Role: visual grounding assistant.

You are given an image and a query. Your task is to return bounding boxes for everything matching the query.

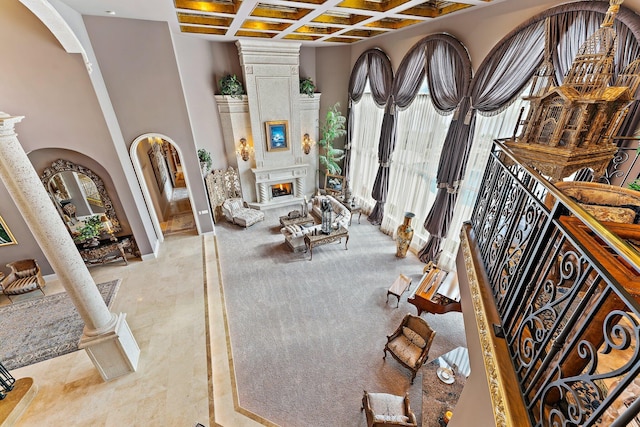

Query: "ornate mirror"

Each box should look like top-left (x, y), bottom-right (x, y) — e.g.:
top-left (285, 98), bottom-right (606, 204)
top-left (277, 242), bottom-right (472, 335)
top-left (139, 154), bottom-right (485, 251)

top-left (40, 159), bottom-right (121, 236)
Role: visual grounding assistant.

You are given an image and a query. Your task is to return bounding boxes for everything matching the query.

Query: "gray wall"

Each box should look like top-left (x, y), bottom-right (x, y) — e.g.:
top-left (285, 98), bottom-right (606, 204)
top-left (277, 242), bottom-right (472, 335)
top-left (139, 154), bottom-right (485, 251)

top-left (83, 16), bottom-right (214, 233)
top-left (0, 1), bottom-right (142, 275)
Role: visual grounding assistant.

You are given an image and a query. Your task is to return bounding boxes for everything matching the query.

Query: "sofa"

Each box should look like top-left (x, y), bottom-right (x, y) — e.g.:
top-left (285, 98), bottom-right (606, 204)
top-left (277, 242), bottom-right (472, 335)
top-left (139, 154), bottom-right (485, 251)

top-left (280, 195), bottom-right (351, 251)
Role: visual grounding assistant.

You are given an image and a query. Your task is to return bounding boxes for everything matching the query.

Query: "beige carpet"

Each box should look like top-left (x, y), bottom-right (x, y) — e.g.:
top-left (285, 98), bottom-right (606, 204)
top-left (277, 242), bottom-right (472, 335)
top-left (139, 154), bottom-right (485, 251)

top-left (215, 208), bottom-right (467, 426)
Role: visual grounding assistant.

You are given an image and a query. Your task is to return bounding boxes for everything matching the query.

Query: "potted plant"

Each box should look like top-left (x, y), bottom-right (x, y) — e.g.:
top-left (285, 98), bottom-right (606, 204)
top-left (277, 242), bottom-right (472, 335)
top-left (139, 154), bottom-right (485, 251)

top-left (318, 102), bottom-right (347, 176)
top-left (75, 215), bottom-right (103, 247)
top-left (300, 77), bottom-right (316, 98)
top-left (198, 148), bottom-right (212, 175)
top-left (218, 74), bottom-right (245, 99)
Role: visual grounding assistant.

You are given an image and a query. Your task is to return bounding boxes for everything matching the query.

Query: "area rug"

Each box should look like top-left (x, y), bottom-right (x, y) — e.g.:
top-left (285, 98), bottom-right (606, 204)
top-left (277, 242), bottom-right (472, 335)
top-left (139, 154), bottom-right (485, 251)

top-left (0, 279), bottom-right (121, 370)
top-left (215, 208), bottom-right (467, 427)
top-left (163, 212), bottom-right (196, 235)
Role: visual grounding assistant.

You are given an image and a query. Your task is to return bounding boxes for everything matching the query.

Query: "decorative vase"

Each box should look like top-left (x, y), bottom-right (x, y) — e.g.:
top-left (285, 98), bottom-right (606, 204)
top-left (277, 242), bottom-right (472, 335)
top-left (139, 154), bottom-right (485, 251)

top-left (396, 212), bottom-right (415, 258)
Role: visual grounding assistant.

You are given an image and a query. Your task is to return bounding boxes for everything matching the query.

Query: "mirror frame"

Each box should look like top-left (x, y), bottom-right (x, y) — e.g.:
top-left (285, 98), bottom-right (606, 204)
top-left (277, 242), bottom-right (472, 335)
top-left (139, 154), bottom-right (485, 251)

top-left (40, 159), bottom-right (122, 233)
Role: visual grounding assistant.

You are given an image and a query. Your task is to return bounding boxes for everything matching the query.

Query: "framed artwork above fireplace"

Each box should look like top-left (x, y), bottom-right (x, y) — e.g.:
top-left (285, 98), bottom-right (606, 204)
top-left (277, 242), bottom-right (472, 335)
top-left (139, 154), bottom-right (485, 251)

top-left (265, 120), bottom-right (289, 152)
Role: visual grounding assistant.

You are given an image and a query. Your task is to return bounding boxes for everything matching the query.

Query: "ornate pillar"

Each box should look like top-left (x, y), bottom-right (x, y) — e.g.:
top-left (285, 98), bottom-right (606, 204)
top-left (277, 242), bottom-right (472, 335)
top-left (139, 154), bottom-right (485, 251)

top-left (0, 113), bottom-right (139, 381)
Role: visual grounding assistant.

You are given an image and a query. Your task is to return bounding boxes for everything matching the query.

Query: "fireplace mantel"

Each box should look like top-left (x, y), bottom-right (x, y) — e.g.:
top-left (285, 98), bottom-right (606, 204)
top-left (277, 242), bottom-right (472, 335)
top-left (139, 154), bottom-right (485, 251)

top-left (248, 165), bottom-right (308, 210)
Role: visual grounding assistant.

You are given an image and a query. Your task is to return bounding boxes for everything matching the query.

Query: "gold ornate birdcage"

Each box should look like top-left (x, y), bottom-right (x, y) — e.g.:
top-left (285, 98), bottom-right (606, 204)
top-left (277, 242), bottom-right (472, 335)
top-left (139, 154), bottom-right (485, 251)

top-left (505, 0), bottom-right (640, 182)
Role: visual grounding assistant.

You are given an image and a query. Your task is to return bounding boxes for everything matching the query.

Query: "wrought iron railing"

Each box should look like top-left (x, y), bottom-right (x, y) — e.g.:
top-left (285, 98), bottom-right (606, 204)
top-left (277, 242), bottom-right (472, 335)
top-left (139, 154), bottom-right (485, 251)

top-left (467, 140), bottom-right (640, 426)
top-left (575, 137), bottom-right (640, 187)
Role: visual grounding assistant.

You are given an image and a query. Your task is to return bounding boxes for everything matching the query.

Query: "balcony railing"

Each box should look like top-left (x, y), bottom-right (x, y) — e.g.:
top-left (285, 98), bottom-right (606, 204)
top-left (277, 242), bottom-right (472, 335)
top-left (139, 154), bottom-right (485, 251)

top-left (465, 140), bottom-right (640, 426)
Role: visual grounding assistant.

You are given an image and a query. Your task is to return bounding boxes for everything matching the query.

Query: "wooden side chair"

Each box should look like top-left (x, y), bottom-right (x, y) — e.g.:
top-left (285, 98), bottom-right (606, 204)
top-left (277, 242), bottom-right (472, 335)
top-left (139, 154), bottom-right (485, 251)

top-left (0, 259), bottom-right (46, 303)
top-left (383, 313), bottom-right (436, 384)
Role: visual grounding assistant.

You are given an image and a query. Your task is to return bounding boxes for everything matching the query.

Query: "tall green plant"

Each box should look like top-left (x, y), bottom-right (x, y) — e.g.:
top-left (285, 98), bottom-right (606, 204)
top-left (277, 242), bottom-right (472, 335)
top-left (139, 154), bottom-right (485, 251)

top-left (318, 103), bottom-right (347, 175)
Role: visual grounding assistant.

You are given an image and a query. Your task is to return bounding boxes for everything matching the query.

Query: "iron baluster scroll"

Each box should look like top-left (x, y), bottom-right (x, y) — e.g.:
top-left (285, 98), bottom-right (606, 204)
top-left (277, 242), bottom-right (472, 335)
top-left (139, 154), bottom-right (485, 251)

top-left (0, 361), bottom-right (15, 399)
top-left (467, 139), bottom-right (640, 426)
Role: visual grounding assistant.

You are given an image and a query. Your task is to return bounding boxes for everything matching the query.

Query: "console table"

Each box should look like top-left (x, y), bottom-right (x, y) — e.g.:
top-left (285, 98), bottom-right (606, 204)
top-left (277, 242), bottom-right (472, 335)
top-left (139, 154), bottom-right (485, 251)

top-left (76, 235), bottom-right (138, 266)
top-left (304, 227), bottom-right (348, 261)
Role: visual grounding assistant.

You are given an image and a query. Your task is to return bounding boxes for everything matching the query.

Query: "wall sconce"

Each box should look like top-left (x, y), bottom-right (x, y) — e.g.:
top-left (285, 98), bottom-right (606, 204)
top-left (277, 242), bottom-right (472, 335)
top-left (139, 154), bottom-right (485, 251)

top-left (237, 138), bottom-right (253, 161)
top-left (302, 133), bottom-right (315, 155)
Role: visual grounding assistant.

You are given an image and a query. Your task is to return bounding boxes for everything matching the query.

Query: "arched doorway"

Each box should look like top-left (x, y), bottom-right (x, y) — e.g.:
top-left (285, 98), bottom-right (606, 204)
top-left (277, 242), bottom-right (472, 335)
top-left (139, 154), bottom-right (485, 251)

top-left (129, 134), bottom-right (197, 240)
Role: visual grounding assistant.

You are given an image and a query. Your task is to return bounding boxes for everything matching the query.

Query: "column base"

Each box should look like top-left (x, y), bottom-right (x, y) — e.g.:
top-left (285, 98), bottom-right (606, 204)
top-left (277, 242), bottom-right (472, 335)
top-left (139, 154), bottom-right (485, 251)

top-left (79, 312), bottom-right (140, 381)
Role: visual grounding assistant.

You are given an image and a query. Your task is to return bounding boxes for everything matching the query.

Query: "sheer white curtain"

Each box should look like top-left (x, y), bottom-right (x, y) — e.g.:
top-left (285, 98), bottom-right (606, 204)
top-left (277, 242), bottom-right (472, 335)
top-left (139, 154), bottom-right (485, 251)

top-left (379, 94), bottom-right (452, 249)
top-left (349, 93), bottom-right (385, 212)
top-left (349, 88), bottom-right (529, 269)
top-left (437, 97), bottom-right (530, 269)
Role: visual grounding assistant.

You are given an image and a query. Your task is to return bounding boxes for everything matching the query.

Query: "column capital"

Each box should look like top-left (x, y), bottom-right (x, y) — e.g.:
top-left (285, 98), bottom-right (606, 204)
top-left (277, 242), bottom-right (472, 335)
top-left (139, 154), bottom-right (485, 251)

top-left (0, 113), bottom-right (25, 137)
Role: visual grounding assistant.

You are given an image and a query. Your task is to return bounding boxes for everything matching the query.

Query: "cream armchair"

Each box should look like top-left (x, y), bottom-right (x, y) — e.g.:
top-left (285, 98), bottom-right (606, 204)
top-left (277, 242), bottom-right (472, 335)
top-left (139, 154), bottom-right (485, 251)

top-left (383, 313), bottom-right (436, 384)
top-left (0, 259), bottom-right (46, 303)
top-left (361, 391), bottom-right (418, 427)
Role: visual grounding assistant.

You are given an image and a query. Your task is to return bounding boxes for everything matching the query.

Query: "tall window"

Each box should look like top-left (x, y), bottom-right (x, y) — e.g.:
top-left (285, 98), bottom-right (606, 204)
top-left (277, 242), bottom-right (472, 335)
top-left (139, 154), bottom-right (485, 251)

top-left (438, 97), bottom-right (531, 269)
top-left (379, 88), bottom-right (452, 248)
top-left (349, 80), bottom-right (531, 269)
top-left (349, 92), bottom-right (385, 211)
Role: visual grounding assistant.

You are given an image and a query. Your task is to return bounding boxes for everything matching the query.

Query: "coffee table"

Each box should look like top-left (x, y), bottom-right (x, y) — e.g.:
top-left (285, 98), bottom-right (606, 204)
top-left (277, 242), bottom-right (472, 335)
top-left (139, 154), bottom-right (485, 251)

top-left (303, 226), bottom-right (349, 261)
top-left (386, 274), bottom-right (412, 307)
top-left (279, 214), bottom-right (315, 228)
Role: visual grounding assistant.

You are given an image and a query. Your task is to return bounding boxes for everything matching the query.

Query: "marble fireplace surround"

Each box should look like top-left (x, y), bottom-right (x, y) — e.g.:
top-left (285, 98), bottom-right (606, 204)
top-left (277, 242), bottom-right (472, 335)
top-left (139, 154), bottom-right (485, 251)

top-left (248, 164), bottom-right (307, 210)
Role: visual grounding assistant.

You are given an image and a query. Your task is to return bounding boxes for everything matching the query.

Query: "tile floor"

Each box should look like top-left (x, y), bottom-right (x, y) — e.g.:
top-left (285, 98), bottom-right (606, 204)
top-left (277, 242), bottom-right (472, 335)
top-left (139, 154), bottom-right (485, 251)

top-left (5, 231), bottom-right (265, 426)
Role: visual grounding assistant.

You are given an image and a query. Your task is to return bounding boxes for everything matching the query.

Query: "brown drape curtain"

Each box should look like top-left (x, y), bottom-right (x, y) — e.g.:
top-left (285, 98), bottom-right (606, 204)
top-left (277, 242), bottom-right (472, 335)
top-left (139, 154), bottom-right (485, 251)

top-left (418, 0), bottom-right (640, 263)
top-left (368, 34), bottom-right (471, 225)
top-left (345, 49), bottom-right (392, 204)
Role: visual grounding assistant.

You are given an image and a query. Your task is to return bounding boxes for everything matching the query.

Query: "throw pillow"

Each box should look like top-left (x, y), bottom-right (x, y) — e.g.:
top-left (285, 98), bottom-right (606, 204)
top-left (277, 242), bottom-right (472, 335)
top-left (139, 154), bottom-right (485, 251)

top-left (402, 326), bottom-right (427, 349)
top-left (15, 267), bottom-right (37, 278)
top-left (373, 415), bottom-right (409, 423)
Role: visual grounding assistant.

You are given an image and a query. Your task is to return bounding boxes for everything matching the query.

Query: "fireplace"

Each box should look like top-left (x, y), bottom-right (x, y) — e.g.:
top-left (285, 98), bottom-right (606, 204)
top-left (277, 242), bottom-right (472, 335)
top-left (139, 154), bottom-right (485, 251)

top-left (271, 182), bottom-right (293, 198)
top-left (250, 164), bottom-right (308, 209)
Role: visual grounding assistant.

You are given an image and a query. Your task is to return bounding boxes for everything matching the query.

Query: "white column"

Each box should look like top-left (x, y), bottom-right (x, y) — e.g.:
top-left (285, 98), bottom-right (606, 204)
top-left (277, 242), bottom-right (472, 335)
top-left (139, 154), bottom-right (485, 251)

top-left (0, 113), bottom-right (139, 381)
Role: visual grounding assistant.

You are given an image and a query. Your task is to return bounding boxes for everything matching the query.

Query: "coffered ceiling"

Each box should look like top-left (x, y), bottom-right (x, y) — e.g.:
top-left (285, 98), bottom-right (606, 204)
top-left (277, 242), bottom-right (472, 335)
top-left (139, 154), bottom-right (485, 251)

top-left (175, 0), bottom-right (494, 44)
top-left (57, 0), bottom-right (500, 46)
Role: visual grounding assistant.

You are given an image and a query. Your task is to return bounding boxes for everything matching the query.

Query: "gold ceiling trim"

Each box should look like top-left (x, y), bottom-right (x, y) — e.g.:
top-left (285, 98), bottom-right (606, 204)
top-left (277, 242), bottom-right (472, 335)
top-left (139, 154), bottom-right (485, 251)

top-left (241, 20), bottom-right (292, 31)
top-left (341, 28), bottom-right (387, 37)
top-left (336, 0), bottom-right (411, 13)
top-left (313, 11), bottom-right (370, 25)
top-left (251, 3), bottom-right (313, 20)
top-left (181, 25), bottom-right (228, 35)
top-left (294, 25), bottom-right (341, 35)
top-left (325, 36), bottom-right (361, 43)
top-left (364, 17), bottom-right (422, 29)
top-left (235, 29), bottom-right (276, 38)
top-left (174, 0), bottom-right (241, 15)
top-left (399, 1), bottom-right (472, 18)
top-left (178, 12), bottom-right (233, 26)
top-left (283, 34), bottom-right (322, 41)
top-left (281, 0), bottom-right (327, 5)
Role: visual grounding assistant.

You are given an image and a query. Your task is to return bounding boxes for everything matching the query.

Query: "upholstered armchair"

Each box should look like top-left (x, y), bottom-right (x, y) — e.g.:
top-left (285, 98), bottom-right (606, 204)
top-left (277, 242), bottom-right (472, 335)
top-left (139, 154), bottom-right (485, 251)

top-left (361, 391), bottom-right (418, 427)
top-left (383, 313), bottom-right (436, 384)
top-left (221, 198), bottom-right (265, 228)
top-left (0, 259), bottom-right (46, 303)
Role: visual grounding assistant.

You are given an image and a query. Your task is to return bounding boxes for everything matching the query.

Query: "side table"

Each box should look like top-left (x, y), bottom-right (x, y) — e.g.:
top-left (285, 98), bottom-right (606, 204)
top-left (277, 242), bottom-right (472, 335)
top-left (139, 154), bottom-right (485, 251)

top-left (422, 352), bottom-right (467, 427)
top-left (346, 204), bottom-right (363, 225)
top-left (386, 274), bottom-right (412, 307)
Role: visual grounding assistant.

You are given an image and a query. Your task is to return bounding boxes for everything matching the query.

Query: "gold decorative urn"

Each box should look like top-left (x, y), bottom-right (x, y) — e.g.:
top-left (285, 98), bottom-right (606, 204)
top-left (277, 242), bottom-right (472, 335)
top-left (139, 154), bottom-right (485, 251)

top-left (396, 212), bottom-right (415, 258)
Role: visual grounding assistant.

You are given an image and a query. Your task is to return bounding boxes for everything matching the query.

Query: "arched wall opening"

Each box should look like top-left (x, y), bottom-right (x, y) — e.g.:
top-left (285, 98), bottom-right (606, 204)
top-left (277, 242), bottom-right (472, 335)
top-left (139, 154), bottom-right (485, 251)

top-left (129, 133), bottom-right (198, 242)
